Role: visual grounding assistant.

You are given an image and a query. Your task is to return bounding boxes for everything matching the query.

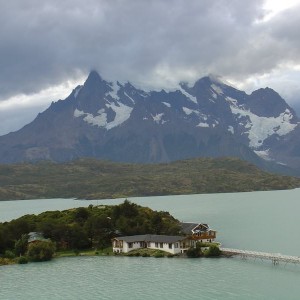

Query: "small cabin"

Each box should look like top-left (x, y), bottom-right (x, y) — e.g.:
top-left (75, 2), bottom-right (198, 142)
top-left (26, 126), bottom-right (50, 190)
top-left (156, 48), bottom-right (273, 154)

top-left (27, 232), bottom-right (48, 244)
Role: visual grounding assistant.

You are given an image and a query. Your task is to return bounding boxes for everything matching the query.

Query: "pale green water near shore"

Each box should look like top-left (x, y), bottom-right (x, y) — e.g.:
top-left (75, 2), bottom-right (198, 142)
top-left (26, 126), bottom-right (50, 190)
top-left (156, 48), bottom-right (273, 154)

top-left (2, 255), bottom-right (300, 300)
top-left (1, 189), bottom-right (300, 299)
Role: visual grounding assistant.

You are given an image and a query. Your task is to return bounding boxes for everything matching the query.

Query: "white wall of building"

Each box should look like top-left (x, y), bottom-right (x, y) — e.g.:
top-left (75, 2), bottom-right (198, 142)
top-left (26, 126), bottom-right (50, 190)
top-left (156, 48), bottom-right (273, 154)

top-left (147, 241), bottom-right (180, 254)
top-left (113, 237), bottom-right (216, 254)
top-left (113, 239), bottom-right (191, 254)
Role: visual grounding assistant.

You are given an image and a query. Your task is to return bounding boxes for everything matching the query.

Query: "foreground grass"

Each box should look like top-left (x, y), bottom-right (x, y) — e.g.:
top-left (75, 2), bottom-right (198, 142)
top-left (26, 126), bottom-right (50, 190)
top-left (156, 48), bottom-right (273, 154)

top-left (0, 247), bottom-right (114, 266)
top-left (0, 157), bottom-right (299, 200)
top-left (0, 257), bottom-right (16, 266)
top-left (0, 248), bottom-right (171, 266)
top-left (55, 247), bottom-right (114, 258)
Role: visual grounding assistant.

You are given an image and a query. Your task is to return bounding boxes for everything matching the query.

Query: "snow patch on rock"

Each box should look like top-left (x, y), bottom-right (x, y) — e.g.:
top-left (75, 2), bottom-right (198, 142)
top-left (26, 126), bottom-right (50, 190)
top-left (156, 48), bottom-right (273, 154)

top-left (211, 91), bottom-right (218, 99)
top-left (162, 102), bottom-right (171, 108)
top-left (74, 109), bottom-right (107, 127)
top-left (178, 86), bottom-right (197, 104)
top-left (74, 86), bottom-right (82, 98)
top-left (107, 81), bottom-right (120, 100)
top-left (226, 96), bottom-right (238, 106)
top-left (105, 102), bottom-right (133, 130)
top-left (152, 113), bottom-right (164, 124)
top-left (197, 122), bottom-right (209, 128)
top-left (182, 107), bottom-right (195, 115)
top-left (211, 84), bottom-right (223, 95)
top-left (74, 109), bottom-right (84, 118)
top-left (73, 102), bottom-right (133, 130)
top-left (124, 92), bottom-right (135, 104)
top-left (230, 103), bottom-right (297, 148)
top-left (139, 92), bottom-right (149, 98)
top-left (228, 126), bottom-right (234, 134)
top-left (254, 149), bottom-right (272, 161)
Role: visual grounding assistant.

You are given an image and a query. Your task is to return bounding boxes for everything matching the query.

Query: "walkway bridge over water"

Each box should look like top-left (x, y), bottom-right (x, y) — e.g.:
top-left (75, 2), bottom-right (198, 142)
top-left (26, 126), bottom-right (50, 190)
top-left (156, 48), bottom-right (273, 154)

top-left (221, 248), bottom-right (300, 265)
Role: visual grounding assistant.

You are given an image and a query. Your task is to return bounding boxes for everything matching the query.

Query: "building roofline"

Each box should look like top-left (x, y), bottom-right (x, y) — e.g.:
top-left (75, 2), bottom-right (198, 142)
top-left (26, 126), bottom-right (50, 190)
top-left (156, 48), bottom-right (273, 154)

top-left (112, 234), bottom-right (187, 243)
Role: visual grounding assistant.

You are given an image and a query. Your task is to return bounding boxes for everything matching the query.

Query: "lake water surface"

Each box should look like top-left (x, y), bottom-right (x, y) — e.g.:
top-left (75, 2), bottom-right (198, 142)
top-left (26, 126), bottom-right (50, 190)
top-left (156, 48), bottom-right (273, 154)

top-left (1, 189), bottom-right (300, 299)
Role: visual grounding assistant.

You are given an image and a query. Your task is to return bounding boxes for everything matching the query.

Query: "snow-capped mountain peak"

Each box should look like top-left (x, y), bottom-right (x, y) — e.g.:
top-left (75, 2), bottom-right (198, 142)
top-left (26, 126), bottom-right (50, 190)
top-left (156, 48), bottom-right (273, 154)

top-left (1, 70), bottom-right (300, 175)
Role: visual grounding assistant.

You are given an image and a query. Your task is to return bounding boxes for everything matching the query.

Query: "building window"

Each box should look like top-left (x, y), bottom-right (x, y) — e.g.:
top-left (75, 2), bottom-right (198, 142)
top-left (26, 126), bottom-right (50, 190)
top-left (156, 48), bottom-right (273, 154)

top-left (168, 243), bottom-right (172, 249)
top-left (155, 243), bottom-right (158, 248)
top-left (160, 243), bottom-right (163, 248)
top-left (175, 243), bottom-right (178, 248)
top-left (128, 243), bottom-right (132, 248)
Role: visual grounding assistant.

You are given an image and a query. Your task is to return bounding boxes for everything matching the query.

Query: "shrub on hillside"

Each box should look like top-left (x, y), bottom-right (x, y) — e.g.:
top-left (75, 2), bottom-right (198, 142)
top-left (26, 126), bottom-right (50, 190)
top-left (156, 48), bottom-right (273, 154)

top-left (186, 242), bottom-right (204, 258)
top-left (27, 241), bottom-right (56, 262)
top-left (186, 247), bottom-right (202, 258)
top-left (18, 256), bottom-right (28, 264)
top-left (204, 245), bottom-right (221, 257)
top-left (154, 252), bottom-right (164, 258)
top-left (3, 250), bottom-right (15, 259)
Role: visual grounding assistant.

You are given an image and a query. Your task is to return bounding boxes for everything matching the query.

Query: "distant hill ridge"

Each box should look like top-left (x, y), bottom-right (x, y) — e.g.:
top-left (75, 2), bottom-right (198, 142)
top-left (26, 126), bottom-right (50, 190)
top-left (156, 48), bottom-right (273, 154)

top-left (1, 70), bottom-right (300, 175)
top-left (0, 157), bottom-right (299, 200)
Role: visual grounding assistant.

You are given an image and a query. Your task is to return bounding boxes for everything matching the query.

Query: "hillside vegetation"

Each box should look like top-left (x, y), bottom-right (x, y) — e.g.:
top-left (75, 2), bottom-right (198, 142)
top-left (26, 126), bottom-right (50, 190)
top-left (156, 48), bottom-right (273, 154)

top-left (0, 201), bottom-right (180, 258)
top-left (0, 157), bottom-right (299, 200)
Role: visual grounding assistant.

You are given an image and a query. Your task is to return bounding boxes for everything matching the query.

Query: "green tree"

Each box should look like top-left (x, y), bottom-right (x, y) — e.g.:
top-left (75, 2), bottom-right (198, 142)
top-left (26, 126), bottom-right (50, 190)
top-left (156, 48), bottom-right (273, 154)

top-left (0, 227), bottom-right (5, 254)
top-left (14, 234), bottom-right (29, 256)
top-left (0, 226), bottom-right (14, 253)
top-left (204, 245), bottom-right (221, 257)
top-left (151, 212), bottom-right (163, 234)
top-left (84, 215), bottom-right (113, 247)
top-left (118, 200), bottom-right (138, 217)
top-left (186, 246), bottom-right (203, 258)
top-left (65, 224), bottom-right (90, 249)
top-left (74, 207), bottom-right (90, 224)
top-left (27, 241), bottom-right (56, 262)
top-left (8, 218), bottom-right (31, 239)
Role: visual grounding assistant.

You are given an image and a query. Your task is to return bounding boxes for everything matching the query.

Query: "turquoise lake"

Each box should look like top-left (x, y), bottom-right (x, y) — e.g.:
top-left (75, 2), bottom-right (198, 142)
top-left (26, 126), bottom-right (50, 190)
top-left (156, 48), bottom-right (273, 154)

top-left (1, 189), bottom-right (300, 299)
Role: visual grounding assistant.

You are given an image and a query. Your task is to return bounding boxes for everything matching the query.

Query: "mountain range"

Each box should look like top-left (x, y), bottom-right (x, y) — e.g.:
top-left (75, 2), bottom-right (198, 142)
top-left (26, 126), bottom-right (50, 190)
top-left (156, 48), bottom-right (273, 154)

top-left (1, 70), bottom-right (300, 175)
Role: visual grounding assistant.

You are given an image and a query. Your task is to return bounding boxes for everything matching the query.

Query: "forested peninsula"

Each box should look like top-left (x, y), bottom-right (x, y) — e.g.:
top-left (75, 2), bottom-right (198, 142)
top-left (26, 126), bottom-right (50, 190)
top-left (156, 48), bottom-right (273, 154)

top-left (1, 157), bottom-right (299, 200)
top-left (0, 201), bottom-right (181, 265)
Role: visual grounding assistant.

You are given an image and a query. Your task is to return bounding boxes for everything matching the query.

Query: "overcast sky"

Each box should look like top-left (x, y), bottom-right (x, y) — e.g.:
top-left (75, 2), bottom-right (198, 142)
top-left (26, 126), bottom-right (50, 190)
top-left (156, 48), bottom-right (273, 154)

top-left (1, 0), bottom-right (300, 135)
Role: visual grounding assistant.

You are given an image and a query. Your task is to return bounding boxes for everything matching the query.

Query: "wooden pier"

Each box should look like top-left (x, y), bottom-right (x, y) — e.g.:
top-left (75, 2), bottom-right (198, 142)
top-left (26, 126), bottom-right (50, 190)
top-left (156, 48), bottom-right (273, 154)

top-left (221, 248), bottom-right (300, 265)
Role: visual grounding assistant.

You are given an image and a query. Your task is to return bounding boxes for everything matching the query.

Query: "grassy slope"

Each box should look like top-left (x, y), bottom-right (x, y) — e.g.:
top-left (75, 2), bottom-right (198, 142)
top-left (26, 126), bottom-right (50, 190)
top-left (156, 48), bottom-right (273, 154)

top-left (0, 157), bottom-right (299, 200)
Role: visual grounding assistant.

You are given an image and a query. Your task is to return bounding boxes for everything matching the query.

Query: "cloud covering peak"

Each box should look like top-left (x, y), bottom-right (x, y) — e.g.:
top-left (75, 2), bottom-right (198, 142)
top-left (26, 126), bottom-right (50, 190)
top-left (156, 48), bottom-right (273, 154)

top-left (1, 0), bottom-right (300, 134)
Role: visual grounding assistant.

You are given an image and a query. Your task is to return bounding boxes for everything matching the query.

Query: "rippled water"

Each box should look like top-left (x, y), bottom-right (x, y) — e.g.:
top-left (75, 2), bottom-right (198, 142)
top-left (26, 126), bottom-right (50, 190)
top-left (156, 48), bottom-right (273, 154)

top-left (1, 189), bottom-right (300, 299)
top-left (2, 256), bottom-right (300, 300)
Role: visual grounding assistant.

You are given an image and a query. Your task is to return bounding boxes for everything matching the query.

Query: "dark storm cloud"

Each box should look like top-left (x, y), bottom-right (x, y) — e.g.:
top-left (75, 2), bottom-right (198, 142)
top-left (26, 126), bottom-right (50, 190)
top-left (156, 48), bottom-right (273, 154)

top-left (0, 0), bottom-right (299, 99)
